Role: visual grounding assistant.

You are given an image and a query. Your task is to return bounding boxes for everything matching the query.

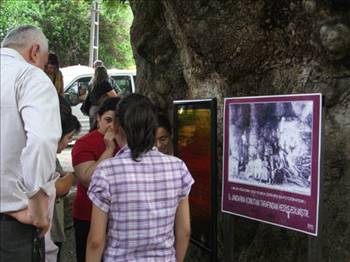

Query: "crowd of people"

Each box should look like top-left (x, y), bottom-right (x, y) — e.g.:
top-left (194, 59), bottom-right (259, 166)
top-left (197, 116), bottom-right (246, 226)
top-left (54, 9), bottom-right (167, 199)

top-left (0, 25), bottom-right (194, 262)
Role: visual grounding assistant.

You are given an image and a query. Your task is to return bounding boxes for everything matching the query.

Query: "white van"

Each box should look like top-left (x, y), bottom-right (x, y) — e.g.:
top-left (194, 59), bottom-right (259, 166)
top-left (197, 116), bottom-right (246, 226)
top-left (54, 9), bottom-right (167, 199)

top-left (62, 65), bottom-right (136, 139)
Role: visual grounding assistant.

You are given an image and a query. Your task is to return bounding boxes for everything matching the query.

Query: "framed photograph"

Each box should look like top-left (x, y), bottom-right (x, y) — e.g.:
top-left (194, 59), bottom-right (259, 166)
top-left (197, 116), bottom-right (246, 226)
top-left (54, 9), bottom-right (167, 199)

top-left (222, 94), bottom-right (322, 236)
top-left (173, 98), bottom-right (217, 258)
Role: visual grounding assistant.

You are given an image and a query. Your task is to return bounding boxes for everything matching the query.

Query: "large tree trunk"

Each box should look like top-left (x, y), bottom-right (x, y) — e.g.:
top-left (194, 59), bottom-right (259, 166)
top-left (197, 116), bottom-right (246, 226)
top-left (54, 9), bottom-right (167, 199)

top-left (130, 0), bottom-right (350, 261)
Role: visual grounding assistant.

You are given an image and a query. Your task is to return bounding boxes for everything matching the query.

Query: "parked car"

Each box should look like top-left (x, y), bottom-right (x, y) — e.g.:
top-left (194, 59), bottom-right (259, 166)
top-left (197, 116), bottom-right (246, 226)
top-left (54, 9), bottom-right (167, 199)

top-left (62, 65), bottom-right (136, 140)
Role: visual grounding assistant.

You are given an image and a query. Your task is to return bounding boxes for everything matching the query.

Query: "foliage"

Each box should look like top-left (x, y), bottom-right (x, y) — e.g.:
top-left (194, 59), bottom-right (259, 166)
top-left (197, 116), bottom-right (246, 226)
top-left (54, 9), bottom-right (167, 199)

top-left (0, 0), bottom-right (41, 38)
top-left (99, 1), bottom-right (134, 68)
top-left (0, 0), bottom-right (134, 68)
top-left (38, 0), bottom-right (91, 66)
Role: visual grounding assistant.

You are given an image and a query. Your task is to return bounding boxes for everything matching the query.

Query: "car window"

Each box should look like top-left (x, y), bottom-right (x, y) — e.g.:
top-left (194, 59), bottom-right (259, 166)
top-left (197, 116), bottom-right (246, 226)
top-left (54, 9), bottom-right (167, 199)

top-left (64, 76), bottom-right (91, 105)
top-left (111, 75), bottom-right (132, 96)
top-left (65, 77), bottom-right (91, 93)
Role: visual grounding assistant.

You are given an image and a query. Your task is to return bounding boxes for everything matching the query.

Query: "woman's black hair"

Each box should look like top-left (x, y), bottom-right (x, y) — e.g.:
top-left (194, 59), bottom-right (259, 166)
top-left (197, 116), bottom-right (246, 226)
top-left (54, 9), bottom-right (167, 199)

top-left (157, 113), bottom-right (172, 135)
top-left (92, 66), bottom-right (109, 89)
top-left (90, 97), bottom-right (121, 131)
top-left (59, 96), bottom-right (81, 139)
top-left (116, 94), bottom-right (157, 161)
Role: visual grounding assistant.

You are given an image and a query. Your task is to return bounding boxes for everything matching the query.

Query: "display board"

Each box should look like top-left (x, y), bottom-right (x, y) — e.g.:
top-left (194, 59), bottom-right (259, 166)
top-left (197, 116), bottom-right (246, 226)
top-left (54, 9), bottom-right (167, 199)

top-left (222, 94), bottom-right (322, 236)
top-left (173, 98), bottom-right (217, 258)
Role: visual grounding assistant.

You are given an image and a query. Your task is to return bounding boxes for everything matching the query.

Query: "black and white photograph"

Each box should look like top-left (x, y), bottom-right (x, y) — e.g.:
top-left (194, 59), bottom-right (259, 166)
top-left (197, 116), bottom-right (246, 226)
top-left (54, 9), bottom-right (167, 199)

top-left (228, 100), bottom-right (313, 195)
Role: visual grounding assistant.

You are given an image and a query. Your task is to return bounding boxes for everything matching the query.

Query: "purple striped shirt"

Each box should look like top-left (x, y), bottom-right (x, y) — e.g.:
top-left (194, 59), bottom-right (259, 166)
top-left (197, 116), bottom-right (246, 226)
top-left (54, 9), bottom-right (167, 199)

top-left (88, 146), bottom-right (194, 262)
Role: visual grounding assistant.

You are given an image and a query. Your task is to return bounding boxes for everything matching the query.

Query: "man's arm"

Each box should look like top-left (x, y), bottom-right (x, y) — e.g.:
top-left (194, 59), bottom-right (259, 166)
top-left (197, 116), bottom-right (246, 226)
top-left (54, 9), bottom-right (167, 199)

top-left (17, 69), bottom-right (61, 232)
top-left (175, 197), bottom-right (191, 262)
top-left (86, 204), bottom-right (108, 262)
top-left (6, 189), bottom-right (50, 236)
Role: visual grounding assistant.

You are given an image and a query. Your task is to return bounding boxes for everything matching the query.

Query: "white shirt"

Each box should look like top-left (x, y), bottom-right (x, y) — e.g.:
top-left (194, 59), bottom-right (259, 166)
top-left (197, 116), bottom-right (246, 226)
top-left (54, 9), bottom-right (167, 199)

top-left (0, 48), bottom-right (62, 213)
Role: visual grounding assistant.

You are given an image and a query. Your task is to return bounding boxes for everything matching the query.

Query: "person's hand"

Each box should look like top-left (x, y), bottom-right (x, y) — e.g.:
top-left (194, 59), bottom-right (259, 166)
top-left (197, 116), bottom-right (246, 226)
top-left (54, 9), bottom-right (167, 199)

top-left (6, 191), bottom-right (50, 237)
top-left (6, 208), bottom-right (33, 225)
top-left (104, 127), bottom-right (116, 150)
top-left (27, 190), bottom-right (50, 237)
top-left (8, 209), bottom-right (49, 237)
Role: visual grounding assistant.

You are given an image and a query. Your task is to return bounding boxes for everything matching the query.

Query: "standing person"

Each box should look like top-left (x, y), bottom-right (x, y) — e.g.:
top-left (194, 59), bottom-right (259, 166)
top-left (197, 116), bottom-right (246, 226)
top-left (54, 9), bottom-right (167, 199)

top-left (0, 25), bottom-right (61, 261)
top-left (72, 97), bottom-right (120, 262)
top-left (45, 96), bottom-right (81, 262)
top-left (93, 59), bottom-right (104, 69)
top-left (86, 94), bottom-right (194, 262)
top-left (156, 113), bottom-right (173, 155)
top-left (45, 52), bottom-right (64, 96)
top-left (88, 66), bottom-right (118, 127)
top-left (86, 59), bottom-right (104, 92)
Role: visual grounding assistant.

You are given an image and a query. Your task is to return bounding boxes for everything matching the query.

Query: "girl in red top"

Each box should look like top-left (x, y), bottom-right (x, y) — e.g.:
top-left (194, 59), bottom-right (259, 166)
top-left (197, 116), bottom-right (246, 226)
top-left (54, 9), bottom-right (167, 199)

top-left (71, 97), bottom-right (120, 262)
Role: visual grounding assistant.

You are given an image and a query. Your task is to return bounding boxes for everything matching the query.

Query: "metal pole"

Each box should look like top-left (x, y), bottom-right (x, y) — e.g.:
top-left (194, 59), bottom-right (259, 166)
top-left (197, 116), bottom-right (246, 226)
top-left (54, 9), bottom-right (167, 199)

top-left (95, 3), bottom-right (99, 62)
top-left (89, 0), bottom-right (99, 67)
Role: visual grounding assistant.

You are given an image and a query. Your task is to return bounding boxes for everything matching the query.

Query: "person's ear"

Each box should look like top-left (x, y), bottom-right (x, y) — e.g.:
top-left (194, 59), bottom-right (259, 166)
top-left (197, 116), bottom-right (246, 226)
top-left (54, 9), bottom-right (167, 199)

top-left (28, 44), bottom-right (47, 70)
top-left (28, 44), bottom-right (40, 64)
top-left (96, 115), bottom-right (101, 127)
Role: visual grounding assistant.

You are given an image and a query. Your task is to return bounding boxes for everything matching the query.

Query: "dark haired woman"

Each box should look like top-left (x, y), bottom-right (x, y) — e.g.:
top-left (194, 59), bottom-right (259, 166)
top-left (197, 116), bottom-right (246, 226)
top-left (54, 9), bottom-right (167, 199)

top-left (88, 66), bottom-right (118, 127)
top-left (86, 94), bottom-right (194, 262)
top-left (156, 113), bottom-right (173, 155)
top-left (71, 97), bottom-right (120, 262)
top-left (45, 52), bottom-right (64, 96)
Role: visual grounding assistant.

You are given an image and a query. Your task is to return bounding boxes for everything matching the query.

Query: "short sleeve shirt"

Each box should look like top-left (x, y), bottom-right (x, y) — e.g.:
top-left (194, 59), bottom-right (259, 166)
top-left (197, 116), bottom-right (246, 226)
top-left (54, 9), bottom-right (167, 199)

top-left (90, 80), bottom-right (113, 105)
top-left (71, 130), bottom-right (119, 221)
top-left (88, 146), bottom-right (194, 261)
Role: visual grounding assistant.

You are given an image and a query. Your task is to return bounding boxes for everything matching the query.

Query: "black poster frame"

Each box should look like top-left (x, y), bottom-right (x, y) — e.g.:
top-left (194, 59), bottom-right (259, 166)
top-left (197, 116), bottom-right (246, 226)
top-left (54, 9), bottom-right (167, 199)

top-left (173, 98), bottom-right (217, 261)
